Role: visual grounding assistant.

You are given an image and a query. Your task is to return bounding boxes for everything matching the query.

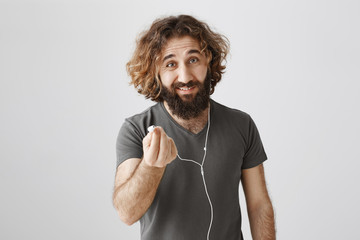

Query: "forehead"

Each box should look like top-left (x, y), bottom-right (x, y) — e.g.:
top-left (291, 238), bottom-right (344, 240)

top-left (161, 36), bottom-right (201, 56)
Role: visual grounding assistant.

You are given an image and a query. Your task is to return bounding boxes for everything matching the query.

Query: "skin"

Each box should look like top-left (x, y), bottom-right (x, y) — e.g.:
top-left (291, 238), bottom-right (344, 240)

top-left (159, 36), bottom-right (208, 99)
top-left (242, 164), bottom-right (276, 239)
top-left (112, 127), bottom-right (177, 225)
top-left (113, 36), bottom-right (276, 239)
top-left (159, 36), bottom-right (210, 133)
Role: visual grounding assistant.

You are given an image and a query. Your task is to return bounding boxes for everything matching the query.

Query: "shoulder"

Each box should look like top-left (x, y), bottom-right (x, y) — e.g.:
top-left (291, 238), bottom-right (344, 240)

top-left (125, 103), bottom-right (159, 123)
top-left (116, 103), bottom-right (159, 141)
top-left (211, 99), bottom-right (251, 123)
top-left (124, 103), bottom-right (162, 129)
top-left (116, 103), bottom-right (161, 149)
top-left (210, 99), bottom-right (260, 140)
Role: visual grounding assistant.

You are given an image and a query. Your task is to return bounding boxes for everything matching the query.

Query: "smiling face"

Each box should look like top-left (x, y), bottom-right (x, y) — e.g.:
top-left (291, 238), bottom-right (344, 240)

top-left (158, 36), bottom-right (211, 120)
top-left (159, 36), bottom-right (209, 101)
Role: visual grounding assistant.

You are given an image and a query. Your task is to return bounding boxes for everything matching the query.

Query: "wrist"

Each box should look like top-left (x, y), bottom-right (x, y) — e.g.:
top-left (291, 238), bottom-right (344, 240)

top-left (139, 159), bottom-right (166, 173)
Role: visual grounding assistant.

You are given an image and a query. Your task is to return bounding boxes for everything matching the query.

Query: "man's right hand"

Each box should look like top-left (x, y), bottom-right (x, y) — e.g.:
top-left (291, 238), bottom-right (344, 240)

top-left (142, 126), bottom-right (178, 168)
top-left (113, 126), bottom-right (177, 225)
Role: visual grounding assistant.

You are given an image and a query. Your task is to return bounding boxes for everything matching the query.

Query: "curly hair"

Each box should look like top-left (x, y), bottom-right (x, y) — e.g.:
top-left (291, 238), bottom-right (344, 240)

top-left (126, 15), bottom-right (230, 102)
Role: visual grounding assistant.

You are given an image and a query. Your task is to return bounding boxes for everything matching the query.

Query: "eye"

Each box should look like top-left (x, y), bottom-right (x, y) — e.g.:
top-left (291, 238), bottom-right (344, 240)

top-left (166, 62), bottom-right (176, 68)
top-left (189, 58), bottom-right (198, 64)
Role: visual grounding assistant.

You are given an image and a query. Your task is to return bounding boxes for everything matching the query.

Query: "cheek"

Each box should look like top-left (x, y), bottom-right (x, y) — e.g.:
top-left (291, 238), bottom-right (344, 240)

top-left (159, 72), bottom-right (174, 88)
top-left (196, 65), bottom-right (208, 80)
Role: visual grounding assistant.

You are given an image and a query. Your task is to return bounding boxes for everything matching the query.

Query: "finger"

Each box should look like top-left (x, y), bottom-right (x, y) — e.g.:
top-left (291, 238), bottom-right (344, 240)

top-left (169, 138), bottom-right (178, 161)
top-left (142, 131), bottom-right (153, 150)
top-left (145, 128), bottom-right (161, 164)
top-left (163, 138), bottom-right (172, 164)
top-left (157, 127), bottom-right (169, 165)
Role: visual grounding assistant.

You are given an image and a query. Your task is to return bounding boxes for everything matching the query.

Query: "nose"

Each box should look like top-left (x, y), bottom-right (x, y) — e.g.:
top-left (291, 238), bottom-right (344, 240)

top-left (177, 64), bottom-right (192, 84)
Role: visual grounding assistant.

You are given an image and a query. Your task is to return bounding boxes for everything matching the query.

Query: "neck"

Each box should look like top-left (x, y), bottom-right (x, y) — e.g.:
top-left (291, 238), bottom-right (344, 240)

top-left (164, 101), bottom-right (210, 134)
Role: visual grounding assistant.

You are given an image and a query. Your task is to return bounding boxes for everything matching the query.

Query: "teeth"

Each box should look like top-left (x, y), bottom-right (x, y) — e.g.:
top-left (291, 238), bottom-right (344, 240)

top-left (179, 87), bottom-right (193, 90)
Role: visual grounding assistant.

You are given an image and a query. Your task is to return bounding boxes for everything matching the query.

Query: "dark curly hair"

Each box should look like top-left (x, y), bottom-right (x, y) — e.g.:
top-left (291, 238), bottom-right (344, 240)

top-left (126, 15), bottom-right (230, 102)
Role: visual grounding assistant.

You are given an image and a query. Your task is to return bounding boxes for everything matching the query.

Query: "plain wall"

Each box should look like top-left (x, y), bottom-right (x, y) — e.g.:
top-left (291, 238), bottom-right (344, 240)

top-left (1, 0), bottom-right (359, 239)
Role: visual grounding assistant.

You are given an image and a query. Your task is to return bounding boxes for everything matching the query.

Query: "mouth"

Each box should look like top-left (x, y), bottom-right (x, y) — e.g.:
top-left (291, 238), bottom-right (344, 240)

top-left (178, 86), bottom-right (195, 91)
top-left (175, 86), bottom-right (197, 100)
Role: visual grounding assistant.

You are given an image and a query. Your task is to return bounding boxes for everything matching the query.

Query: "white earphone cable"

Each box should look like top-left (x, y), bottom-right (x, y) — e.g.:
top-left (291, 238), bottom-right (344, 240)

top-left (177, 106), bottom-right (213, 240)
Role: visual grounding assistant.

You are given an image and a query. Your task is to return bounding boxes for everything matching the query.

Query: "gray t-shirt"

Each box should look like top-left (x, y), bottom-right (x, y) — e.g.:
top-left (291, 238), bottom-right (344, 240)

top-left (116, 99), bottom-right (268, 240)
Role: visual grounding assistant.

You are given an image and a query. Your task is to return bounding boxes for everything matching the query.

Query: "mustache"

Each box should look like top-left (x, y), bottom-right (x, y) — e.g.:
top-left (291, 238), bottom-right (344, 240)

top-left (172, 80), bottom-right (201, 89)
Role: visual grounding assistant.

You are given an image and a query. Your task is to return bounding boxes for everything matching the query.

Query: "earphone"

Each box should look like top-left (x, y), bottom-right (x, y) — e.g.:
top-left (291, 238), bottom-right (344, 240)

top-left (147, 125), bottom-right (155, 133)
top-left (147, 106), bottom-right (213, 240)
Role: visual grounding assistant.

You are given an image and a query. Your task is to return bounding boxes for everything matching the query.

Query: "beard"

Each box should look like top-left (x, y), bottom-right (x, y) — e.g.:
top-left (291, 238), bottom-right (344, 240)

top-left (160, 76), bottom-right (211, 120)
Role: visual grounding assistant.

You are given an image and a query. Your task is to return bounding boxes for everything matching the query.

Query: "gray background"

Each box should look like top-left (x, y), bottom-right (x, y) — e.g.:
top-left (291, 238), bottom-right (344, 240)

top-left (1, 0), bottom-right (359, 239)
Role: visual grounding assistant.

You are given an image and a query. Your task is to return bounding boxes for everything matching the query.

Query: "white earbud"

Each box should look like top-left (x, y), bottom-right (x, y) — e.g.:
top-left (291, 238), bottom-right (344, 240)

top-left (148, 125), bottom-right (155, 133)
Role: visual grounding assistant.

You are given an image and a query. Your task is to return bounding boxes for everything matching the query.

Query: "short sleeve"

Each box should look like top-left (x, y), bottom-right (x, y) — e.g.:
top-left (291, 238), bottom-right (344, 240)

top-left (116, 120), bottom-right (144, 168)
top-left (241, 115), bottom-right (268, 169)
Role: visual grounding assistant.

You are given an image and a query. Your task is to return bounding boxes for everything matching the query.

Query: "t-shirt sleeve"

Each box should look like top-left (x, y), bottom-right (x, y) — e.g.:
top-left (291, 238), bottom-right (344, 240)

top-left (241, 115), bottom-right (268, 169)
top-left (116, 120), bottom-right (144, 168)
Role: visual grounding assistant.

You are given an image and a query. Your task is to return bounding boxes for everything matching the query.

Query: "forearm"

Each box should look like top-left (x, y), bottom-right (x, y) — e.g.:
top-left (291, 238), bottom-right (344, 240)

top-left (113, 161), bottom-right (165, 225)
top-left (248, 201), bottom-right (276, 240)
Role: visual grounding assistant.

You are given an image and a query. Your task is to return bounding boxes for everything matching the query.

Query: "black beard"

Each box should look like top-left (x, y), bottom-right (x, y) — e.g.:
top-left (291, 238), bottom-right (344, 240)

top-left (160, 77), bottom-right (211, 120)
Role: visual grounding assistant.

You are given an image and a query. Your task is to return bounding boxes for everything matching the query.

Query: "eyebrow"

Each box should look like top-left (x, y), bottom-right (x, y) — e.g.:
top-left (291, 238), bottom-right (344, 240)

top-left (162, 49), bottom-right (201, 63)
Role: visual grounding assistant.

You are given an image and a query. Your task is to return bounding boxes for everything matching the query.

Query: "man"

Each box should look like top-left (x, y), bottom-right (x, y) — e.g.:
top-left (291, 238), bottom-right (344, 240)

top-left (113, 15), bottom-right (275, 240)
